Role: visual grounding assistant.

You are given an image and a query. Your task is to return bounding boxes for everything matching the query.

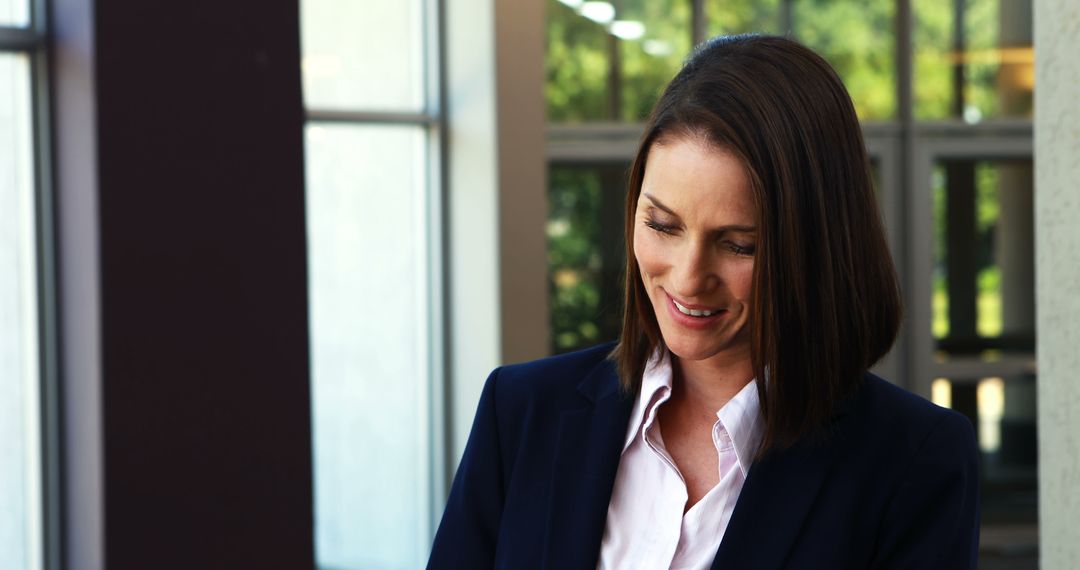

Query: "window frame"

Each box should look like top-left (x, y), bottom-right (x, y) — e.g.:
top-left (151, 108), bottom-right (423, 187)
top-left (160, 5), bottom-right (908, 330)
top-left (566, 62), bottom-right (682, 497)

top-left (1, 0), bottom-right (59, 567)
top-left (543, 0), bottom-right (1035, 397)
top-left (543, 1), bottom-right (1038, 561)
top-left (301, 0), bottom-right (450, 559)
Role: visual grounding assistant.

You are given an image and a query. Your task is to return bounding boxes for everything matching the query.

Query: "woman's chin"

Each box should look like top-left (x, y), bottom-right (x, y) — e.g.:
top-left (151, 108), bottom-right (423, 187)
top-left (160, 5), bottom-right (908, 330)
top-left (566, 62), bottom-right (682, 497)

top-left (664, 338), bottom-right (721, 362)
top-left (662, 330), bottom-right (750, 364)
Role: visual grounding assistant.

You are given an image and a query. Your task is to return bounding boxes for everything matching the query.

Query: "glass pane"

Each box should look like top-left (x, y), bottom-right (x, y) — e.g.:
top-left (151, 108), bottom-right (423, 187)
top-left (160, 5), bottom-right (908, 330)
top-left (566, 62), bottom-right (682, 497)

top-left (306, 124), bottom-right (431, 569)
top-left (929, 376), bottom-right (1038, 567)
top-left (546, 0), bottom-right (896, 122)
top-left (931, 159), bottom-right (1034, 356)
top-left (301, 0), bottom-right (425, 112)
top-left (914, 0), bottom-right (1033, 121)
top-left (793, 0), bottom-right (897, 120)
top-left (548, 163), bottom-right (627, 353)
top-left (546, 0), bottom-right (691, 122)
top-left (0, 0), bottom-right (30, 27)
top-left (0, 52), bottom-right (43, 570)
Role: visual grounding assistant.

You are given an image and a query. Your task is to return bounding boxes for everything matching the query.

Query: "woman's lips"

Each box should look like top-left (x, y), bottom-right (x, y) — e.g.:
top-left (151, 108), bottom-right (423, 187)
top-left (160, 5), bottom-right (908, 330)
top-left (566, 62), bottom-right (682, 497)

top-left (665, 293), bottom-right (725, 329)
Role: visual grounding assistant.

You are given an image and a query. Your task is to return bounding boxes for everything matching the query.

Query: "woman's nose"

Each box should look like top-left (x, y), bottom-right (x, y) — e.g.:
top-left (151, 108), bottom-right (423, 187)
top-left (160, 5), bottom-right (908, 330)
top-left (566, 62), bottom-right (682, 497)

top-left (671, 240), bottom-right (717, 298)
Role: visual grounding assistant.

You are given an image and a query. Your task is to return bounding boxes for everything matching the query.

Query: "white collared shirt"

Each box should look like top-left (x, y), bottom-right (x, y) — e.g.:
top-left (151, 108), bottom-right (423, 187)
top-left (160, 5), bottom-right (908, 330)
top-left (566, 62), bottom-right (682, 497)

top-left (597, 351), bottom-right (765, 569)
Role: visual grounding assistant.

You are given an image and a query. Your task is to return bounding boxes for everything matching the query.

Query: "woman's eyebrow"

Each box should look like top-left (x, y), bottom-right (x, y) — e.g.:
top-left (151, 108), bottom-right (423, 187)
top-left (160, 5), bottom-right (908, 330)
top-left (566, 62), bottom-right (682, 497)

top-left (714, 225), bottom-right (757, 234)
top-left (642, 192), bottom-right (679, 217)
top-left (643, 192), bottom-right (756, 233)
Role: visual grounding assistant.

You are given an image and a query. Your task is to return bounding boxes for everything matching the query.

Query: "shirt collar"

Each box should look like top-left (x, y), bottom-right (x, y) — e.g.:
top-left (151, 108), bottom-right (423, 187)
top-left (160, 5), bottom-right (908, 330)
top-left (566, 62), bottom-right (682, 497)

top-left (620, 349), bottom-right (766, 476)
top-left (621, 349), bottom-right (672, 452)
top-left (715, 378), bottom-right (765, 477)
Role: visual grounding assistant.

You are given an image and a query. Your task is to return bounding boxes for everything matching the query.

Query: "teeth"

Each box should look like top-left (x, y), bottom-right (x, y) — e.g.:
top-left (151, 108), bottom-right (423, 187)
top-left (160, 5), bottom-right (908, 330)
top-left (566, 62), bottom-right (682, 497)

top-left (673, 299), bottom-right (716, 317)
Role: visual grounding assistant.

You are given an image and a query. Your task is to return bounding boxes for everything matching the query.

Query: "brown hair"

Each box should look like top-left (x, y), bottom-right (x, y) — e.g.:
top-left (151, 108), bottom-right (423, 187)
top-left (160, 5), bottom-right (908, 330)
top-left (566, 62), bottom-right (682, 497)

top-left (611, 35), bottom-right (902, 452)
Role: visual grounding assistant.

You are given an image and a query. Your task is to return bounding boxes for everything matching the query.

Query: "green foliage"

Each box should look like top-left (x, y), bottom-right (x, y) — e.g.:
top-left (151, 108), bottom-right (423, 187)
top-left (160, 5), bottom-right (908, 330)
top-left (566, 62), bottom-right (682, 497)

top-left (930, 161), bottom-right (1005, 340)
top-left (548, 168), bottom-right (605, 351)
top-left (914, 0), bottom-right (1010, 120)
top-left (547, 0), bottom-right (1027, 123)
top-left (706, 0), bottom-right (780, 35)
top-left (616, 0), bottom-right (693, 121)
top-left (546, 1), bottom-right (612, 122)
top-left (794, 0), bottom-right (896, 120)
top-left (546, 0), bottom-right (690, 122)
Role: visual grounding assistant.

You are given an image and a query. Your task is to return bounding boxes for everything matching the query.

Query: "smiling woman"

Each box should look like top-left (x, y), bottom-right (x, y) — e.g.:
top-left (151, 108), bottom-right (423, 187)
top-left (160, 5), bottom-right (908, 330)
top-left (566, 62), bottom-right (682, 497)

top-left (634, 143), bottom-right (755, 373)
top-left (430, 35), bottom-right (980, 569)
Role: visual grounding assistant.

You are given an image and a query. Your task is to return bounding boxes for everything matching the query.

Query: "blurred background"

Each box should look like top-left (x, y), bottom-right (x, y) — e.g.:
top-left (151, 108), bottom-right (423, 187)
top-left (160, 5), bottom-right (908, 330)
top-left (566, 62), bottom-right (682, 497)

top-left (0, 0), bottom-right (1059, 568)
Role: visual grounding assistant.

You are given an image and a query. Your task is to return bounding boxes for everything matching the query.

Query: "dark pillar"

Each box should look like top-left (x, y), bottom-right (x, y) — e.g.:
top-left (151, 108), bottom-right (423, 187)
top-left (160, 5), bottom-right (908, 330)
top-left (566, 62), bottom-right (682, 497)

top-left (944, 161), bottom-right (978, 347)
top-left (51, 0), bottom-right (313, 567)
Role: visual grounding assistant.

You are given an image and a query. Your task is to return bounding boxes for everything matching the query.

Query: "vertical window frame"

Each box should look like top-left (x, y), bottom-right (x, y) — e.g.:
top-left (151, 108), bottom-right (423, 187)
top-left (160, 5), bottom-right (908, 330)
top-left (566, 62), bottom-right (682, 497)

top-left (302, 0), bottom-right (449, 564)
top-left (0, 0), bottom-right (57, 566)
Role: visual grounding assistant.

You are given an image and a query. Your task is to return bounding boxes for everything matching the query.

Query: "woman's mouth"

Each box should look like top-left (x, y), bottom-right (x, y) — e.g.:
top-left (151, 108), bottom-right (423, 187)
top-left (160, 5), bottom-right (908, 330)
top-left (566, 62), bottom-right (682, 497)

top-left (672, 299), bottom-right (720, 317)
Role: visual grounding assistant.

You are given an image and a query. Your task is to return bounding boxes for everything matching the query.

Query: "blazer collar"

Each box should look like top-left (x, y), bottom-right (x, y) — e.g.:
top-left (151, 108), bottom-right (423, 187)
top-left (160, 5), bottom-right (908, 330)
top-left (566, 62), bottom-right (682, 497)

top-left (710, 394), bottom-right (856, 570)
top-left (543, 357), bottom-right (633, 568)
top-left (543, 354), bottom-right (860, 570)
top-left (574, 352), bottom-right (624, 403)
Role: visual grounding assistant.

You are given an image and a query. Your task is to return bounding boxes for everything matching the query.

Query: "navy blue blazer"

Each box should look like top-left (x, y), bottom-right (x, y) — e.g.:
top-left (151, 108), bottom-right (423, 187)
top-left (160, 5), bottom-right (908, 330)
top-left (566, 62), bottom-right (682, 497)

top-left (429, 343), bottom-right (980, 569)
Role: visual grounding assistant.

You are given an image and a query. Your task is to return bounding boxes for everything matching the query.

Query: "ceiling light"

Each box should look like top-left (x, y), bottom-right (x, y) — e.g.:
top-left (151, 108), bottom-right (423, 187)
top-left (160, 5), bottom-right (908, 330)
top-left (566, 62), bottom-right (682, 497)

top-left (643, 40), bottom-right (673, 56)
top-left (580, 2), bottom-right (615, 25)
top-left (610, 20), bottom-right (645, 41)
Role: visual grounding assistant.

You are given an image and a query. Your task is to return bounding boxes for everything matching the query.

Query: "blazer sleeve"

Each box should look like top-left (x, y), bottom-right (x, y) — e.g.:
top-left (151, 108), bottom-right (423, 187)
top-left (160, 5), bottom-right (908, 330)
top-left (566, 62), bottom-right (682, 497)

top-left (871, 411), bottom-right (981, 569)
top-left (428, 368), bottom-right (505, 569)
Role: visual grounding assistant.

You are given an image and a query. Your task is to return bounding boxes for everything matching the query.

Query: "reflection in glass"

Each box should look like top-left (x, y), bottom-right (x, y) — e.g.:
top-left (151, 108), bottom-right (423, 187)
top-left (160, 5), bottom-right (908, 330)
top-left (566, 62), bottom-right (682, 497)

top-left (547, 0), bottom-right (898, 122)
top-left (306, 125), bottom-right (431, 569)
top-left (936, 375), bottom-right (1038, 566)
top-left (931, 159), bottom-right (1033, 355)
top-left (546, 0), bottom-right (690, 122)
top-left (301, 0), bottom-right (424, 112)
top-left (914, 0), bottom-right (1033, 120)
top-left (931, 377), bottom-right (952, 408)
top-left (0, 52), bottom-right (42, 570)
top-left (976, 376), bottom-right (1004, 453)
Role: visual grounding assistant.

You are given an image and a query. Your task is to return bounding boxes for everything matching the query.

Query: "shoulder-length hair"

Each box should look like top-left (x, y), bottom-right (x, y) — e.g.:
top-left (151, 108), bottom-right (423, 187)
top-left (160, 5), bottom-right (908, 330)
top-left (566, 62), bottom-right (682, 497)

top-left (611, 34), bottom-right (903, 452)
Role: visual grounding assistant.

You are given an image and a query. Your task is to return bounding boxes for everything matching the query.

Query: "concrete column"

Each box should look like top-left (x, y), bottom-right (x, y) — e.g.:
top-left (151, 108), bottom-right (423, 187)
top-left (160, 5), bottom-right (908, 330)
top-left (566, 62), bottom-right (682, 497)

top-left (446, 0), bottom-right (549, 465)
top-left (1034, 0), bottom-right (1080, 565)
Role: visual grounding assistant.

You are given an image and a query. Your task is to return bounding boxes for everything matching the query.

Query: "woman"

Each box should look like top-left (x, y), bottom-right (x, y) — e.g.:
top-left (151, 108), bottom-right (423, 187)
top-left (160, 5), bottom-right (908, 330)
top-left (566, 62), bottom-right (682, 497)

top-left (429, 35), bottom-right (979, 569)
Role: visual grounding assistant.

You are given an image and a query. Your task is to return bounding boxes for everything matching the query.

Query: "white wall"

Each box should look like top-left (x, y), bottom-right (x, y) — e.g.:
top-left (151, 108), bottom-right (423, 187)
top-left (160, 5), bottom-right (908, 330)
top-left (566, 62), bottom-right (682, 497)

top-left (445, 0), bottom-right (548, 464)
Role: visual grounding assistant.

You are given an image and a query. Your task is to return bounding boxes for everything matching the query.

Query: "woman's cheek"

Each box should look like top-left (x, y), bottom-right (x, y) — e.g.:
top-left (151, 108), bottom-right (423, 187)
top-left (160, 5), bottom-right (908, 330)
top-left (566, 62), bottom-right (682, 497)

top-left (727, 257), bottom-right (755, 299)
top-left (633, 230), bottom-right (666, 277)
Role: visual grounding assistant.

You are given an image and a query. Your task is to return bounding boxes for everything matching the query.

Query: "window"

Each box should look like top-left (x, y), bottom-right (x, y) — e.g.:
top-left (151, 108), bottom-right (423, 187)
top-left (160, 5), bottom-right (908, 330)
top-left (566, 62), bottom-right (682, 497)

top-left (545, 0), bottom-right (1036, 566)
top-left (548, 162), bottom-right (627, 353)
top-left (301, 0), bottom-right (445, 567)
top-left (0, 1), bottom-right (48, 568)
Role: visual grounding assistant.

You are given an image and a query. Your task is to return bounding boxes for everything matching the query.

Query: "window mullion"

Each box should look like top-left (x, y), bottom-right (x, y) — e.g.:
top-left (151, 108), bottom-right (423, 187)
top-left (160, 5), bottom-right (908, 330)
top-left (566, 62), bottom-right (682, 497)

top-left (0, 26), bottom-right (40, 50)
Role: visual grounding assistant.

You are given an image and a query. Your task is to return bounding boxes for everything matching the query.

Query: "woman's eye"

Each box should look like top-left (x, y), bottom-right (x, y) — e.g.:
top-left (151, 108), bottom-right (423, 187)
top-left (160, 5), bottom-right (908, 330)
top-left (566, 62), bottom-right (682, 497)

top-left (724, 240), bottom-right (756, 256)
top-left (644, 219), bottom-right (676, 235)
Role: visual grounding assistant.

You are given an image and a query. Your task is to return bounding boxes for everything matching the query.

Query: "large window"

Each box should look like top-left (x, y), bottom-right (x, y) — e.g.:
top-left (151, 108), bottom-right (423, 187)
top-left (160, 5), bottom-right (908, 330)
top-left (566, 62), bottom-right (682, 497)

top-left (0, 0), bottom-right (48, 568)
top-left (545, 0), bottom-right (1035, 566)
top-left (302, 0), bottom-right (445, 567)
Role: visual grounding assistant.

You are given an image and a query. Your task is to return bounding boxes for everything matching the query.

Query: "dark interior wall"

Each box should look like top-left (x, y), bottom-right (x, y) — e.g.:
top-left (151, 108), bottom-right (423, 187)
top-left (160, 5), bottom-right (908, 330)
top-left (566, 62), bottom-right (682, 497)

top-left (53, 0), bottom-right (314, 567)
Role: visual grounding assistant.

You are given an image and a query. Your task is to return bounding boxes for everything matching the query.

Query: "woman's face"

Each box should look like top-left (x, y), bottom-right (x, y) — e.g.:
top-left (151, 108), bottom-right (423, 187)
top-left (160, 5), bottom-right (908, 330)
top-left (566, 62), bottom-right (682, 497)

top-left (634, 136), bottom-right (757, 364)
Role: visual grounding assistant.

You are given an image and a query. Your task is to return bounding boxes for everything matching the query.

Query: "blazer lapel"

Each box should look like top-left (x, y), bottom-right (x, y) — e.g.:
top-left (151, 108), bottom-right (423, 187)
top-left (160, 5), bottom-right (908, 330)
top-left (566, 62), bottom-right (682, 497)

top-left (543, 361), bottom-right (634, 569)
top-left (711, 404), bottom-right (856, 570)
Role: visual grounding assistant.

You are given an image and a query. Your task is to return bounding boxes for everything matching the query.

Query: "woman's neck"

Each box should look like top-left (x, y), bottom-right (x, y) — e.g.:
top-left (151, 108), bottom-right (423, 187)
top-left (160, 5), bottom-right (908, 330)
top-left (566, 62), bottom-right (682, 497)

top-left (669, 349), bottom-right (755, 418)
